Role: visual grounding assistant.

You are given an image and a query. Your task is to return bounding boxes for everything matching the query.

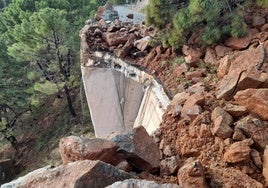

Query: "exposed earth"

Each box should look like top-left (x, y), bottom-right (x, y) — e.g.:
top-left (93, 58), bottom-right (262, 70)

top-left (1, 2), bottom-right (268, 188)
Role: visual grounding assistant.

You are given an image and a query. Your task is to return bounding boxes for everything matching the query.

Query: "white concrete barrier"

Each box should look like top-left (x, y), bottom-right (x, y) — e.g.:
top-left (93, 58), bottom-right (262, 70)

top-left (82, 52), bottom-right (170, 138)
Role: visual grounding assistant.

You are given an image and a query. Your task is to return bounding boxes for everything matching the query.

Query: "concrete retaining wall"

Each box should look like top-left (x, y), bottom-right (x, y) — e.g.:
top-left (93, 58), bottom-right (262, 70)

top-left (82, 51), bottom-right (170, 138)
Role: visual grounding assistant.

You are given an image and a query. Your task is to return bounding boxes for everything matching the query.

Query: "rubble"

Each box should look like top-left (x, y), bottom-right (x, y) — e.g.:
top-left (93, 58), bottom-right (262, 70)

top-left (4, 4), bottom-right (268, 188)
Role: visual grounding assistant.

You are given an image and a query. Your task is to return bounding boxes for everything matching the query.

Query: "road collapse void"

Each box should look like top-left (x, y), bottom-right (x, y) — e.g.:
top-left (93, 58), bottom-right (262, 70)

top-left (82, 52), bottom-right (170, 138)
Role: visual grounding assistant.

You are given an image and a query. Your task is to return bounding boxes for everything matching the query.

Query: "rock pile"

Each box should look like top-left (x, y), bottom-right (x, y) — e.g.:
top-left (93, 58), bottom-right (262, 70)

top-left (3, 4), bottom-right (268, 188)
top-left (81, 5), bottom-right (268, 187)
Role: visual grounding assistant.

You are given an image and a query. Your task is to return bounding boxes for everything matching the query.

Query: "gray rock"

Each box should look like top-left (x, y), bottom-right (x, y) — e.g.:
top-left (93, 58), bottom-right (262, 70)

top-left (106, 178), bottom-right (180, 188)
top-left (2, 160), bottom-right (134, 188)
top-left (109, 126), bottom-right (160, 172)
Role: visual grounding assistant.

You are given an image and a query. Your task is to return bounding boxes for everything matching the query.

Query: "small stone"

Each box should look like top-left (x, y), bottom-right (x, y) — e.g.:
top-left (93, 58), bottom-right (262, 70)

top-left (204, 47), bottom-right (217, 65)
top-left (223, 139), bottom-right (253, 163)
top-left (263, 145), bottom-right (268, 184)
top-left (251, 149), bottom-right (262, 169)
top-left (178, 159), bottom-right (207, 188)
top-left (215, 45), bottom-right (233, 58)
top-left (200, 124), bottom-right (212, 138)
top-left (126, 13), bottom-right (134, 19)
top-left (160, 156), bottom-right (179, 176)
top-left (223, 103), bottom-right (248, 117)
top-left (232, 128), bottom-right (246, 141)
top-left (211, 107), bottom-right (233, 139)
top-left (116, 160), bottom-right (132, 172)
top-left (163, 145), bottom-right (173, 157)
top-left (134, 36), bottom-right (151, 51)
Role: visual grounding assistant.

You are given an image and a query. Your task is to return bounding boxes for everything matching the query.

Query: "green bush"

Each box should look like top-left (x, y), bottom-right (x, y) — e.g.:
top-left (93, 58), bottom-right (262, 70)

top-left (146, 0), bottom-right (250, 48)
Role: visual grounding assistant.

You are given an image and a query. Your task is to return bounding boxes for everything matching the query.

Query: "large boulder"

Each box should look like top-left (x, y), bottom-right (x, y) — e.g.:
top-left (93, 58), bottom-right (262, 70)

top-left (2, 160), bottom-right (134, 188)
top-left (224, 29), bottom-right (256, 50)
top-left (106, 179), bottom-right (180, 188)
top-left (109, 126), bottom-right (161, 172)
top-left (215, 42), bottom-right (268, 99)
top-left (234, 88), bottom-right (268, 120)
top-left (59, 136), bottom-right (119, 165)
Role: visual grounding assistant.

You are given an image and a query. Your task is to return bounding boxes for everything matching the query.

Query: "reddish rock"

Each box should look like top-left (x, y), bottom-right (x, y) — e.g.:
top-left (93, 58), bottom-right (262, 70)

top-left (215, 45), bottom-right (233, 58)
top-left (254, 31), bottom-right (268, 42)
top-left (170, 92), bottom-right (190, 106)
top-left (187, 82), bottom-right (205, 94)
top-left (59, 136), bottom-right (119, 165)
top-left (115, 34), bottom-right (136, 58)
top-left (182, 105), bottom-right (203, 121)
top-left (223, 139), bottom-right (253, 163)
top-left (209, 166), bottom-right (263, 188)
top-left (224, 29), bottom-right (253, 50)
top-left (183, 93), bottom-right (205, 108)
top-left (182, 46), bottom-right (203, 67)
top-left (263, 146), bottom-right (268, 184)
top-left (178, 159), bottom-right (207, 188)
top-left (181, 93), bottom-right (205, 121)
top-left (234, 88), bottom-right (268, 120)
top-left (223, 103), bottom-right (248, 117)
top-left (3, 160), bottom-right (134, 188)
top-left (109, 126), bottom-right (161, 172)
top-left (95, 6), bottom-right (105, 20)
top-left (173, 63), bottom-right (189, 77)
top-left (200, 124), bottom-right (212, 138)
top-left (211, 107), bottom-right (233, 139)
top-left (160, 156), bottom-right (179, 176)
top-left (185, 69), bottom-right (206, 80)
top-left (134, 36), bottom-right (151, 51)
top-left (204, 47), bottom-right (217, 65)
top-left (102, 32), bottom-right (129, 46)
top-left (216, 56), bottom-right (232, 78)
top-left (106, 179), bottom-right (180, 188)
top-left (216, 53), bottom-right (268, 99)
top-left (107, 25), bottom-right (121, 32)
top-left (261, 23), bottom-right (268, 32)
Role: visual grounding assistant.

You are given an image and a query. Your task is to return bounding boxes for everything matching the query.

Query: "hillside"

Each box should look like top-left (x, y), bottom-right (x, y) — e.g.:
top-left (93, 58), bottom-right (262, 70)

top-left (1, 0), bottom-right (268, 187)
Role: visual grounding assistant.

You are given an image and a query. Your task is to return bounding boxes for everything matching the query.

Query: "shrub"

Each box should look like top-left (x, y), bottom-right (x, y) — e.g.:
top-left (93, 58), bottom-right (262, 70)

top-left (146, 0), bottom-right (249, 48)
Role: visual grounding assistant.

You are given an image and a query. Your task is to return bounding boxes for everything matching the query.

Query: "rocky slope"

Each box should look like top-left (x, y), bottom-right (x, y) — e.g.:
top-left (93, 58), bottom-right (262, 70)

top-left (2, 4), bottom-right (268, 188)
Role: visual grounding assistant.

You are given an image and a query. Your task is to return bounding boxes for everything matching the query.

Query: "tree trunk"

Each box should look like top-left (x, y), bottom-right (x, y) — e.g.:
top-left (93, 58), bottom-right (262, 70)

top-left (63, 85), bottom-right (77, 117)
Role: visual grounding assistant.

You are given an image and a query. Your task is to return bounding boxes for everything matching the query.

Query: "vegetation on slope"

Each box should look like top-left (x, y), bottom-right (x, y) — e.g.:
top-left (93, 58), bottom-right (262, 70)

top-left (0, 0), bottom-right (103, 147)
top-left (146, 0), bottom-right (267, 48)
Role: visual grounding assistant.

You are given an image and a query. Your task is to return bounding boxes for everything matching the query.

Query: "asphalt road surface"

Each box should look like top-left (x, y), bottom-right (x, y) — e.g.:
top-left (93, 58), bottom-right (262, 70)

top-left (114, 5), bottom-right (145, 24)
